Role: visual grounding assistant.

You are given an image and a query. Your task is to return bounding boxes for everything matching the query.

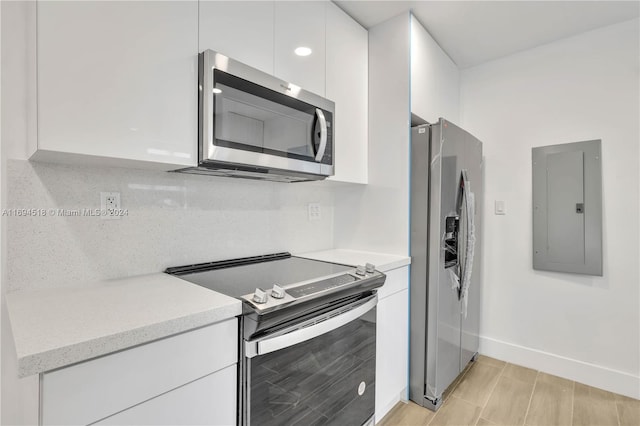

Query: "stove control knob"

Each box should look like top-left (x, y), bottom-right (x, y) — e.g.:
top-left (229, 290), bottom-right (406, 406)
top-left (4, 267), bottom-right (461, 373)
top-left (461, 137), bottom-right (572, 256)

top-left (365, 263), bottom-right (376, 274)
top-left (271, 284), bottom-right (286, 299)
top-left (355, 265), bottom-right (366, 276)
top-left (253, 288), bottom-right (268, 304)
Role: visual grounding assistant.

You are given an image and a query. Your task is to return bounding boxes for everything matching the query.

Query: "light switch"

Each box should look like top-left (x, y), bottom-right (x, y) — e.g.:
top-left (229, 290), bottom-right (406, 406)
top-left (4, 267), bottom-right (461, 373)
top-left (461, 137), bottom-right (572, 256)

top-left (494, 200), bottom-right (506, 215)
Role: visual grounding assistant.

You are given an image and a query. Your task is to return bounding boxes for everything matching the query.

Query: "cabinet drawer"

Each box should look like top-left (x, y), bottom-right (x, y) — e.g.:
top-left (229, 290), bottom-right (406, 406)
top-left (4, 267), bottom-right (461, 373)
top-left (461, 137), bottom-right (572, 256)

top-left (42, 318), bottom-right (238, 426)
top-left (96, 364), bottom-right (237, 426)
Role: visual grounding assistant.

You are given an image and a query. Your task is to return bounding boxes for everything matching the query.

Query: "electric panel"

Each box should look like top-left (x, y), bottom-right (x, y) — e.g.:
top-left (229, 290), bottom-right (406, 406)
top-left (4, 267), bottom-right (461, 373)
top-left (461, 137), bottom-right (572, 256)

top-left (532, 140), bottom-right (602, 276)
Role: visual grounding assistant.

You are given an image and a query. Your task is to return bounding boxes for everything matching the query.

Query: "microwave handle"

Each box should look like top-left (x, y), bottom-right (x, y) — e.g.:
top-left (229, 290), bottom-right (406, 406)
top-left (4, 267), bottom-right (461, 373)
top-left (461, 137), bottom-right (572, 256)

top-left (245, 295), bottom-right (377, 358)
top-left (314, 108), bottom-right (328, 162)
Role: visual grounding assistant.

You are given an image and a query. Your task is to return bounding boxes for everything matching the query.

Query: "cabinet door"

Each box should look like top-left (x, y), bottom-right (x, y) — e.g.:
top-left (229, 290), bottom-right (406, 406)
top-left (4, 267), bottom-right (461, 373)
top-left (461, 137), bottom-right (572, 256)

top-left (326, 2), bottom-right (368, 184)
top-left (274, 1), bottom-right (326, 96)
top-left (410, 16), bottom-right (460, 124)
top-left (96, 365), bottom-right (237, 426)
top-left (376, 288), bottom-right (409, 421)
top-left (199, 1), bottom-right (274, 75)
top-left (377, 267), bottom-right (409, 300)
top-left (36, 1), bottom-right (198, 169)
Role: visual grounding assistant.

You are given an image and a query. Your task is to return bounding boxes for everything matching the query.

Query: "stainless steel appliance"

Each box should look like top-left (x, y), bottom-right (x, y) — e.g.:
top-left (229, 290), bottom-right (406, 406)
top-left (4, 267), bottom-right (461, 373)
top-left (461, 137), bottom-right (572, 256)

top-left (166, 253), bottom-right (385, 426)
top-left (409, 119), bottom-right (483, 410)
top-left (176, 50), bottom-right (335, 182)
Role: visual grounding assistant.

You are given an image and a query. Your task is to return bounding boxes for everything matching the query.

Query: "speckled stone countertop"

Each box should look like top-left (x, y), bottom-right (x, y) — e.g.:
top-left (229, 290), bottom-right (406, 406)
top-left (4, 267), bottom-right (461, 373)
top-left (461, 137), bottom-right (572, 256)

top-left (6, 273), bottom-right (242, 378)
top-left (296, 249), bottom-right (411, 272)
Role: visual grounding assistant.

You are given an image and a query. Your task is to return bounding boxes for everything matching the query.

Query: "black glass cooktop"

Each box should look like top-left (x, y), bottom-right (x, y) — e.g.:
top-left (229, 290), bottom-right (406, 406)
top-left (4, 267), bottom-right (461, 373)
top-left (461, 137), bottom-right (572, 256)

top-left (167, 253), bottom-right (353, 299)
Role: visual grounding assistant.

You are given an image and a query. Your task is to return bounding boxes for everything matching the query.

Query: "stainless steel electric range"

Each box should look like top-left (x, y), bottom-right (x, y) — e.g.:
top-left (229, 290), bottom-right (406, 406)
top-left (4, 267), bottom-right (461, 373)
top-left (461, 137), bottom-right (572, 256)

top-left (166, 252), bottom-right (386, 426)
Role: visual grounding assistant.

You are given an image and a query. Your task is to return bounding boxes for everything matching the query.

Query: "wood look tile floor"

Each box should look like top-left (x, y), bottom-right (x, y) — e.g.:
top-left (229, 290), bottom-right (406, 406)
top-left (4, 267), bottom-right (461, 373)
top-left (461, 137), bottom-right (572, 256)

top-left (379, 356), bottom-right (640, 426)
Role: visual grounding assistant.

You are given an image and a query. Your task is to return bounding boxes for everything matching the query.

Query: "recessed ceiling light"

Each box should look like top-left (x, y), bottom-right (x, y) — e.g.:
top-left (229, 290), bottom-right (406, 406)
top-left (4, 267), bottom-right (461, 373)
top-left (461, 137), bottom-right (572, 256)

top-left (294, 46), bottom-right (312, 57)
top-left (212, 88), bottom-right (222, 94)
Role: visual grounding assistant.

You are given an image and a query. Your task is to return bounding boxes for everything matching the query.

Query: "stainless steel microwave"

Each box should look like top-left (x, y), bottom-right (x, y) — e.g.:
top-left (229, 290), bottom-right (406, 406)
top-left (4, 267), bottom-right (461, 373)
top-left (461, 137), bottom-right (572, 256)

top-left (176, 50), bottom-right (335, 182)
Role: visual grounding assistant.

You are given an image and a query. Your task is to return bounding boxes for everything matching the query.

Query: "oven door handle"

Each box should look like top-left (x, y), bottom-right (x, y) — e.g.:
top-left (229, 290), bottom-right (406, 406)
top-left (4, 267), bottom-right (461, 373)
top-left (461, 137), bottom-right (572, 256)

top-left (245, 295), bottom-right (377, 358)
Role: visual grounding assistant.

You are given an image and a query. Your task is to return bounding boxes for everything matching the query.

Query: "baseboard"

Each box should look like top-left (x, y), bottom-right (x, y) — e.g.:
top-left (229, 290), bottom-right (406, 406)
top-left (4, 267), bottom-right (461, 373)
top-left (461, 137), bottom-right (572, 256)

top-left (399, 386), bottom-right (408, 403)
top-left (376, 395), bottom-right (399, 423)
top-left (479, 335), bottom-right (640, 399)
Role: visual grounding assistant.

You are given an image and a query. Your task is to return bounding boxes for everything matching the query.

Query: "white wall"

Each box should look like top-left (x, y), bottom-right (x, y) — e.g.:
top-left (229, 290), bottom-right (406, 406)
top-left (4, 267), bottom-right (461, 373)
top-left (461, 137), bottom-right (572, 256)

top-left (1, 3), bottom-right (40, 424)
top-left (410, 16), bottom-right (460, 124)
top-left (460, 19), bottom-right (640, 398)
top-left (334, 12), bottom-right (411, 256)
top-left (4, 161), bottom-right (336, 291)
top-left (0, 2), bottom-right (3, 421)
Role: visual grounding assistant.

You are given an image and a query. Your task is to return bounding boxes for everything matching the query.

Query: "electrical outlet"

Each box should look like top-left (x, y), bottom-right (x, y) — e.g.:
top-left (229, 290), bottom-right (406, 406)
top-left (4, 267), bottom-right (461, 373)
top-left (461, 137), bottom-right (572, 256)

top-left (100, 192), bottom-right (121, 220)
top-left (308, 203), bottom-right (321, 221)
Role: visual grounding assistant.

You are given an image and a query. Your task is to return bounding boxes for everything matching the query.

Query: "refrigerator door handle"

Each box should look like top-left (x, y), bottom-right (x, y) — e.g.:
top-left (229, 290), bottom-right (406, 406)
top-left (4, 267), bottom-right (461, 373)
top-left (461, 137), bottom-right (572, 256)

top-left (458, 170), bottom-right (476, 316)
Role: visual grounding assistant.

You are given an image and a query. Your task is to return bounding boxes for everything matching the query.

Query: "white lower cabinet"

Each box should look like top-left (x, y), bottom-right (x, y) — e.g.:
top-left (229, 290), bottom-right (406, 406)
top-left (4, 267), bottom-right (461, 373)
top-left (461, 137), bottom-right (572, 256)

top-left (96, 365), bottom-right (236, 426)
top-left (376, 267), bottom-right (409, 422)
top-left (41, 318), bottom-right (238, 425)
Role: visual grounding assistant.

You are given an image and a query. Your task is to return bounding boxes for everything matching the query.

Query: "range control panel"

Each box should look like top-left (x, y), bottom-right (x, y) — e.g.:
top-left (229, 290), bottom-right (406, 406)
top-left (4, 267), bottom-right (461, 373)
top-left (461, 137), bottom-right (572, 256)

top-left (241, 263), bottom-right (381, 312)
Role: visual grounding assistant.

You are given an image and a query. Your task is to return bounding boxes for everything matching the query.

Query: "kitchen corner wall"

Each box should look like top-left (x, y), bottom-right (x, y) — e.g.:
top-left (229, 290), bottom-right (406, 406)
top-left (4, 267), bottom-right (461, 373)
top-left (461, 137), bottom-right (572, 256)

top-left (460, 18), bottom-right (640, 398)
top-left (333, 12), bottom-right (460, 257)
top-left (334, 12), bottom-right (411, 257)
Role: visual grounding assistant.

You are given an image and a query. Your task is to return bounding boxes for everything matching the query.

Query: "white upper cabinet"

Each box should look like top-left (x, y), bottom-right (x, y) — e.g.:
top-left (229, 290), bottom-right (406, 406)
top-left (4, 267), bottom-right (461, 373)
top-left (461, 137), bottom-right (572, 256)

top-left (35, 1), bottom-right (198, 169)
top-left (274, 1), bottom-right (327, 96)
top-left (326, 2), bottom-right (368, 184)
top-left (410, 15), bottom-right (460, 124)
top-left (34, 0), bottom-right (367, 178)
top-left (198, 1), bottom-right (275, 75)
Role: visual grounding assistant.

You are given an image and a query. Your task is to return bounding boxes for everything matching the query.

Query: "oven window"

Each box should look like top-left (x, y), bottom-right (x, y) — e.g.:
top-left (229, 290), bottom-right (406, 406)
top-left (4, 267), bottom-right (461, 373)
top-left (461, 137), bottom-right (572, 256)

top-left (212, 69), bottom-right (321, 162)
top-left (247, 307), bottom-right (376, 426)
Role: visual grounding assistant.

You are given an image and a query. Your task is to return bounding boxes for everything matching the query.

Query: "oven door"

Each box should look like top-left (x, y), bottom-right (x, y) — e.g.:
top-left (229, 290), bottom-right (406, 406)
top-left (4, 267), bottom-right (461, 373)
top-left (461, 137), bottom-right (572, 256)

top-left (243, 295), bottom-right (377, 426)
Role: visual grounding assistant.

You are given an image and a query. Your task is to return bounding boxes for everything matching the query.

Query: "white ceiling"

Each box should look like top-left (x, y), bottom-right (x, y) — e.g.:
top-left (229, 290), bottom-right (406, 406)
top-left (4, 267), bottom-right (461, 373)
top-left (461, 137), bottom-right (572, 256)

top-left (334, 1), bottom-right (640, 68)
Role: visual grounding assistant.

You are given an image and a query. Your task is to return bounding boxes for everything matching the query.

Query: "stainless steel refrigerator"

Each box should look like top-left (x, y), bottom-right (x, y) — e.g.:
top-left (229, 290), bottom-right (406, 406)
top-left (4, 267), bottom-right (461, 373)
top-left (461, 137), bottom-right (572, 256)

top-left (409, 118), bottom-right (483, 411)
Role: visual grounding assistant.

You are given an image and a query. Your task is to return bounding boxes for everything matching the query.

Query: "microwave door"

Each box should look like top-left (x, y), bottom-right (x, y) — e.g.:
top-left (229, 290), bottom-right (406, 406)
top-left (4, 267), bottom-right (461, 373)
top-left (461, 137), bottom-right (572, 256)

top-left (210, 70), bottom-right (322, 167)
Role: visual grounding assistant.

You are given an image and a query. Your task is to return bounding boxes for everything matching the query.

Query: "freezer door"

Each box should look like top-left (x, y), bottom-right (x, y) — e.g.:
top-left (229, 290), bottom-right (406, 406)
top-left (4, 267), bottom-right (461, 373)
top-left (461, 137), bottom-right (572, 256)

top-left (424, 120), bottom-right (465, 401)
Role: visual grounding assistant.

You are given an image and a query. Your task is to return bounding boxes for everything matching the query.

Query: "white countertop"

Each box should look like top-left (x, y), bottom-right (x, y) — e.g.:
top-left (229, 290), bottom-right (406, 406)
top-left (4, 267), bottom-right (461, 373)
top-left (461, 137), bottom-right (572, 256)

top-left (6, 273), bottom-right (242, 378)
top-left (296, 248), bottom-right (411, 272)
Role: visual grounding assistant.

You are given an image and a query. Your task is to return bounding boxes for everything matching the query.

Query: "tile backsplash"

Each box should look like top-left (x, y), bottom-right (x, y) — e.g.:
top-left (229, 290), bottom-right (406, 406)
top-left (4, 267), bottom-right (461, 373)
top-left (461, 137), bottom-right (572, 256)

top-left (6, 160), bottom-right (334, 292)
